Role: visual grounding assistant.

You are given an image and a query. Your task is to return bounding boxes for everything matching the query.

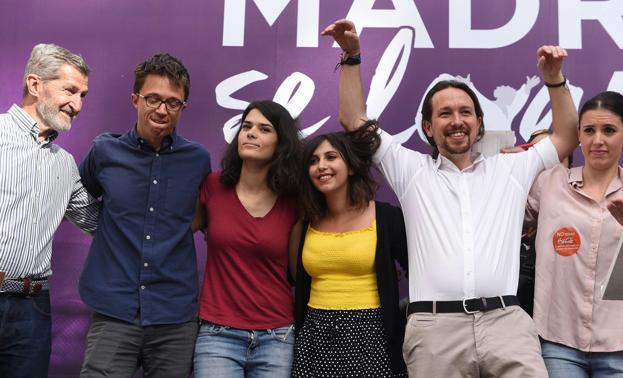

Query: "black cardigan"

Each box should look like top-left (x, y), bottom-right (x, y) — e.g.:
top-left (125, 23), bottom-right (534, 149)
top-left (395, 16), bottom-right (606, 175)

top-left (294, 201), bottom-right (408, 374)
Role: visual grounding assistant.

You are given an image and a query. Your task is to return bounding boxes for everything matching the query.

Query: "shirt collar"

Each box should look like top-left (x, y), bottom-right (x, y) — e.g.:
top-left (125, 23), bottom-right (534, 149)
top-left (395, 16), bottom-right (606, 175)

top-left (7, 104), bottom-right (58, 145)
top-left (568, 165), bottom-right (623, 196)
top-left (568, 166), bottom-right (584, 188)
top-left (436, 152), bottom-right (484, 172)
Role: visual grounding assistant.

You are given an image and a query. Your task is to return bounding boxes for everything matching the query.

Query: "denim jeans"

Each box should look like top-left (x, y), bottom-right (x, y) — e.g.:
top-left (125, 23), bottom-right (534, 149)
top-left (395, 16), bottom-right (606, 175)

top-left (194, 321), bottom-right (294, 377)
top-left (541, 339), bottom-right (623, 378)
top-left (0, 292), bottom-right (51, 378)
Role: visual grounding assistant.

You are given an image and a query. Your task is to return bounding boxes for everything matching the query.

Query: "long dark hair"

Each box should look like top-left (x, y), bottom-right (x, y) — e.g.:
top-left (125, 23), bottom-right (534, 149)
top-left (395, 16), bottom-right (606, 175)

top-left (301, 121), bottom-right (381, 221)
top-left (421, 80), bottom-right (485, 158)
top-left (220, 100), bottom-right (303, 195)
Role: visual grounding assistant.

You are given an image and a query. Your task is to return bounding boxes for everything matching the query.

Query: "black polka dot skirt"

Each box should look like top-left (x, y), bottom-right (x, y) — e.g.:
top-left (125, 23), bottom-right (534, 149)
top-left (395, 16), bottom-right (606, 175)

top-left (292, 308), bottom-right (406, 377)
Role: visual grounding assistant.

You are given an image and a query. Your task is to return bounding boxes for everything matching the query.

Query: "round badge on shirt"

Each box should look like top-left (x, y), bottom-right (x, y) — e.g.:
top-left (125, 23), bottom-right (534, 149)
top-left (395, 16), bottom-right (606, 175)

top-left (552, 227), bottom-right (581, 256)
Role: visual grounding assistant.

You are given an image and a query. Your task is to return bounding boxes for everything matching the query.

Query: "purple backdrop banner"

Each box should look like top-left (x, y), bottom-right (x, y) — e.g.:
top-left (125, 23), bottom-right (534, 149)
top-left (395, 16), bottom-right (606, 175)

top-left (2, 1), bottom-right (623, 376)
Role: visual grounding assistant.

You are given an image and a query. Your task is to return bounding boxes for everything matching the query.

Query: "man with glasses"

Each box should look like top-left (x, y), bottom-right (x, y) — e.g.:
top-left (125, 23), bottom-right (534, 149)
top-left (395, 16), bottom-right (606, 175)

top-left (0, 43), bottom-right (100, 378)
top-left (78, 53), bottom-right (211, 377)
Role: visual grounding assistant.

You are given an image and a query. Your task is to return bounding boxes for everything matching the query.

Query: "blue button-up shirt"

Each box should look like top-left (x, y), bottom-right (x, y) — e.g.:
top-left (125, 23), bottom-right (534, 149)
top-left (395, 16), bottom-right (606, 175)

top-left (78, 126), bottom-right (211, 325)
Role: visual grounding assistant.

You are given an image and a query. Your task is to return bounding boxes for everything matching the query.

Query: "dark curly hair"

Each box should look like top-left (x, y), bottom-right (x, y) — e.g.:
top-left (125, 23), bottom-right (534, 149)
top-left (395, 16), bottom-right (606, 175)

top-left (220, 100), bottom-right (303, 195)
top-left (301, 120), bottom-right (381, 222)
top-left (134, 53), bottom-right (190, 100)
top-left (421, 80), bottom-right (485, 158)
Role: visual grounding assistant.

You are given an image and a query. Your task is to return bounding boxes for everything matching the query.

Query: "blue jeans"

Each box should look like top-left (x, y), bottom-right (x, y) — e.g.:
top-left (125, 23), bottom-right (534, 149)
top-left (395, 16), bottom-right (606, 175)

top-left (193, 321), bottom-right (294, 377)
top-left (0, 292), bottom-right (51, 378)
top-left (541, 339), bottom-right (623, 378)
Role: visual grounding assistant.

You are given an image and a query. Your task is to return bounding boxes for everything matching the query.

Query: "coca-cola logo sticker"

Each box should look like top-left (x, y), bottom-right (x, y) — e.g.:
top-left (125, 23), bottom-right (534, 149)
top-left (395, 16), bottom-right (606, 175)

top-left (552, 227), bottom-right (581, 256)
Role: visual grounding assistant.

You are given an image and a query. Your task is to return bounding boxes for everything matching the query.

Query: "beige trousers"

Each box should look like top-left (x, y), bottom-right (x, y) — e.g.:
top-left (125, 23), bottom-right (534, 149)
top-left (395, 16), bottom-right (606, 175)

top-left (403, 305), bottom-right (548, 378)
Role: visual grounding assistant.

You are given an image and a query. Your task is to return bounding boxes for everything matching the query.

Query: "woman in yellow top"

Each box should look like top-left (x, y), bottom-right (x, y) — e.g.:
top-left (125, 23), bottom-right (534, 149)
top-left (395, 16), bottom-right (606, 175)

top-left (291, 123), bottom-right (408, 377)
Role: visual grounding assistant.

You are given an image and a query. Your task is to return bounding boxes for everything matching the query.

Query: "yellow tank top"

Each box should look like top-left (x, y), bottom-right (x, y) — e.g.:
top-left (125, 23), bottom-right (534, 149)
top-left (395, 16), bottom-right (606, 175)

top-left (303, 221), bottom-right (380, 310)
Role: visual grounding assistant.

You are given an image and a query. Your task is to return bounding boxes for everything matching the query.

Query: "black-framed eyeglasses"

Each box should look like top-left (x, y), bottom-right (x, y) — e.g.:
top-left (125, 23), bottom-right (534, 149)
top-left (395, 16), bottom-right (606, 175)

top-left (136, 93), bottom-right (186, 112)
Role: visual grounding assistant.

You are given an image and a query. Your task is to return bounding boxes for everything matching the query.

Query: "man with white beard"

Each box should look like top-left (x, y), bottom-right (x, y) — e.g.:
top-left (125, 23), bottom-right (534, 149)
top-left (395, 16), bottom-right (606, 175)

top-left (0, 43), bottom-right (100, 378)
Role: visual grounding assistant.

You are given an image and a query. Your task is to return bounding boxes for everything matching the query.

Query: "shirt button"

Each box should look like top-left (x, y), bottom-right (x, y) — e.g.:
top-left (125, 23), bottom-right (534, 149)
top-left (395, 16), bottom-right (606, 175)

top-left (144, 262), bottom-right (149, 267)
top-left (141, 285), bottom-right (146, 290)
top-left (145, 235), bottom-right (151, 240)
top-left (155, 153), bottom-right (160, 157)
top-left (149, 207), bottom-right (154, 212)
top-left (153, 179), bottom-right (158, 185)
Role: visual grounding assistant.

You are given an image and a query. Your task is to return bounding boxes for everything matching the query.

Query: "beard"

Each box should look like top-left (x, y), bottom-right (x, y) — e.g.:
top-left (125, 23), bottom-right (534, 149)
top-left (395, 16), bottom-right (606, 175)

top-left (36, 97), bottom-right (73, 133)
top-left (439, 128), bottom-right (473, 155)
top-left (442, 139), bottom-right (472, 155)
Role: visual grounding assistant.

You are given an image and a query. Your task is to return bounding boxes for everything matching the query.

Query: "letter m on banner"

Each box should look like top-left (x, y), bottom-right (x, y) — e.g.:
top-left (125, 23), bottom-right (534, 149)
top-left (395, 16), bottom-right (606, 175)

top-left (223, 0), bottom-right (320, 47)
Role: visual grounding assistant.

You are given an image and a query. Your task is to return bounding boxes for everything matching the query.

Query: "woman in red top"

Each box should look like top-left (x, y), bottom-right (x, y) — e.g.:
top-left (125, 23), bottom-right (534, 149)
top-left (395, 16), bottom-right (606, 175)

top-left (193, 100), bottom-right (302, 377)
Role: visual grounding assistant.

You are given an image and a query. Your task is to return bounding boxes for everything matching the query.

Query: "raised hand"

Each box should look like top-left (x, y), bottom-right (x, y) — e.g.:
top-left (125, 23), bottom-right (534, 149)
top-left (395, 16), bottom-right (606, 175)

top-left (525, 75), bottom-right (540, 90)
top-left (536, 45), bottom-right (567, 84)
top-left (321, 19), bottom-right (360, 56)
top-left (455, 74), bottom-right (472, 86)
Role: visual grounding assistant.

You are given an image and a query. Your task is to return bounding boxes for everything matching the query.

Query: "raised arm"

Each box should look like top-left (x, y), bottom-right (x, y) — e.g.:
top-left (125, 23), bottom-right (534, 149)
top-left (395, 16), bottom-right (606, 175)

top-left (321, 19), bottom-right (368, 131)
top-left (537, 45), bottom-right (579, 161)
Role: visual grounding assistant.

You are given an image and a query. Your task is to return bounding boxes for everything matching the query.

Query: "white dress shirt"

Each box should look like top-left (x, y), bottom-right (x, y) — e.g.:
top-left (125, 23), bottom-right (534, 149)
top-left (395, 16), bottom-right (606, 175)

top-left (374, 130), bottom-right (559, 301)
